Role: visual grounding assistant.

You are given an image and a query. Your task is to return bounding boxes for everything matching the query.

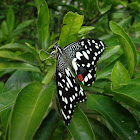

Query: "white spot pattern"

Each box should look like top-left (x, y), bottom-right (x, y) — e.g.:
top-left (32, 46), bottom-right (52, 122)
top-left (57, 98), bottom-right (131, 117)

top-left (100, 41), bottom-right (104, 47)
top-left (66, 76), bottom-right (73, 87)
top-left (87, 73), bottom-right (92, 79)
top-left (82, 51), bottom-right (89, 60)
top-left (84, 76), bottom-right (88, 82)
top-left (87, 63), bottom-right (90, 68)
top-left (76, 52), bottom-right (83, 60)
top-left (59, 90), bottom-right (62, 96)
top-left (72, 59), bottom-right (78, 71)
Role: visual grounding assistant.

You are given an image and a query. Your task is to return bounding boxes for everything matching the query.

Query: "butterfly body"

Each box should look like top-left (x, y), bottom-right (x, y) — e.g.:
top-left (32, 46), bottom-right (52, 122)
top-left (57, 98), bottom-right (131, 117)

top-left (54, 39), bottom-right (106, 125)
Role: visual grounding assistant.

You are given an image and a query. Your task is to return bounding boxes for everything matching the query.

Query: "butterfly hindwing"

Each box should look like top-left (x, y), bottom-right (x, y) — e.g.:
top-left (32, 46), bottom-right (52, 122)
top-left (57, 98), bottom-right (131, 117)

top-left (63, 39), bottom-right (106, 86)
top-left (56, 52), bottom-right (87, 125)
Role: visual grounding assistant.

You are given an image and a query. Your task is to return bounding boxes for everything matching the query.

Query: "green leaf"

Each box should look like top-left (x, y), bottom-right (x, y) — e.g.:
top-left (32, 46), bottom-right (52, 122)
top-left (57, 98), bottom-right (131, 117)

top-left (0, 51), bottom-right (35, 65)
top-left (127, 77), bottom-right (140, 86)
top-left (89, 118), bottom-right (115, 140)
top-left (110, 21), bottom-right (137, 77)
top-left (97, 60), bottom-right (116, 80)
top-left (39, 49), bottom-right (49, 61)
top-left (87, 94), bottom-right (140, 140)
top-left (0, 50), bottom-right (21, 60)
top-left (119, 16), bottom-right (132, 29)
top-left (18, 52), bottom-right (37, 64)
top-left (133, 38), bottom-right (140, 45)
top-left (111, 61), bottom-right (130, 89)
top-left (78, 26), bottom-right (95, 34)
top-left (59, 12), bottom-right (84, 47)
top-left (25, 42), bottom-right (41, 62)
top-left (0, 82), bottom-right (4, 94)
top-left (35, 0), bottom-right (50, 49)
top-left (128, 1), bottom-right (140, 11)
top-left (97, 54), bottom-right (126, 80)
top-left (132, 108), bottom-right (140, 122)
top-left (0, 107), bottom-right (11, 132)
top-left (0, 89), bottom-right (19, 132)
top-left (0, 89), bottom-right (20, 112)
top-left (6, 8), bottom-right (15, 32)
top-left (50, 121), bottom-right (66, 140)
top-left (0, 30), bottom-right (3, 42)
top-left (33, 110), bottom-right (60, 140)
top-left (0, 43), bottom-right (32, 52)
top-left (0, 62), bottom-right (40, 72)
top-left (8, 81), bottom-right (54, 140)
top-left (82, 0), bottom-right (99, 14)
top-left (68, 106), bottom-right (95, 140)
top-left (99, 45), bottom-right (121, 63)
top-left (113, 84), bottom-right (140, 112)
top-left (0, 43), bottom-right (40, 63)
top-left (100, 5), bottom-right (112, 14)
top-left (85, 0), bottom-right (111, 14)
top-left (42, 61), bottom-right (56, 85)
top-left (2, 70), bottom-right (32, 92)
top-left (1, 20), bottom-right (9, 35)
top-left (14, 19), bottom-right (34, 33)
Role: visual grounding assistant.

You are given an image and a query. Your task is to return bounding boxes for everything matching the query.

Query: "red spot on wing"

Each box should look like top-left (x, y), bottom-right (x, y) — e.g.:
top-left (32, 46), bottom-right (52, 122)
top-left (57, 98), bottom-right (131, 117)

top-left (78, 74), bottom-right (84, 81)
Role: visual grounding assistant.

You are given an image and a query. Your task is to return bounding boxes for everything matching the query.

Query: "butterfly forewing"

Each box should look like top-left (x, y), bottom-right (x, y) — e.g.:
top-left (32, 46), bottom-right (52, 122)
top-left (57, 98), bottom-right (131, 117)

top-left (56, 50), bottom-right (87, 125)
top-left (63, 39), bottom-right (106, 86)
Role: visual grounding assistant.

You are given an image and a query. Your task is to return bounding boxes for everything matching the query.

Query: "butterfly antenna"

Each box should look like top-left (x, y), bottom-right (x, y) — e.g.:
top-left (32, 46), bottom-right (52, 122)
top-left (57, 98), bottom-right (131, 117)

top-left (40, 49), bottom-right (55, 61)
top-left (40, 49), bottom-right (51, 55)
top-left (42, 55), bottom-right (54, 61)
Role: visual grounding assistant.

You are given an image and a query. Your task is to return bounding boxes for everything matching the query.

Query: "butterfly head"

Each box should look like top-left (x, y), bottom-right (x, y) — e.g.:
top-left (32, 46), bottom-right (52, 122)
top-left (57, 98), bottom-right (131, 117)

top-left (52, 43), bottom-right (63, 56)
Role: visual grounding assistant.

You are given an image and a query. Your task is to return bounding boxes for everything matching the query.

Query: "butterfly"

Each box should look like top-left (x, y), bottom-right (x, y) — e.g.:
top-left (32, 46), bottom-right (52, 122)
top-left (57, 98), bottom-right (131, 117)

top-left (53, 39), bottom-right (106, 125)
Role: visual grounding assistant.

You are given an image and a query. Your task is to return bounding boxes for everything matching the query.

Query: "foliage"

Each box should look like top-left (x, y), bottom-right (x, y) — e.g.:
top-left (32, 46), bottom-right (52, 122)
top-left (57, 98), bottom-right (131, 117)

top-left (0, 0), bottom-right (140, 140)
top-left (0, 6), bottom-right (34, 45)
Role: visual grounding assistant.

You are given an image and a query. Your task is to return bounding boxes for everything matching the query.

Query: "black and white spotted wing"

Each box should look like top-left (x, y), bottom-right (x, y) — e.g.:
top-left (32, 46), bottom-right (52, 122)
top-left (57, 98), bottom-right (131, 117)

top-left (63, 39), bottom-right (106, 86)
top-left (56, 47), bottom-right (87, 125)
top-left (54, 39), bottom-right (106, 125)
